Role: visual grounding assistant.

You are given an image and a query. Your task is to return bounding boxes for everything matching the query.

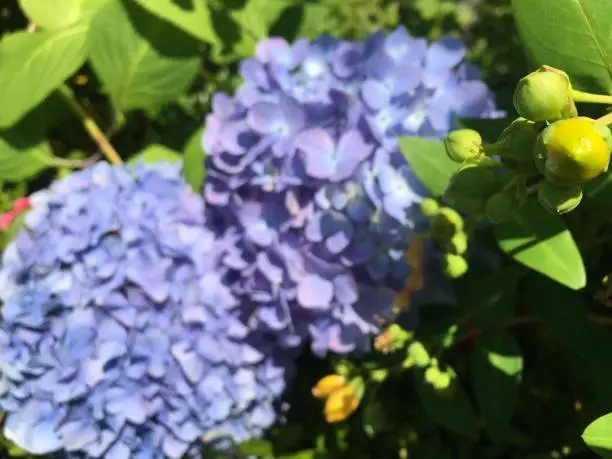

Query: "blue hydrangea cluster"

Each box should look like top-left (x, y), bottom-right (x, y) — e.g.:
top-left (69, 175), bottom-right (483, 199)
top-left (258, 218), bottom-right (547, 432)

top-left (0, 162), bottom-right (292, 458)
top-left (203, 28), bottom-right (502, 356)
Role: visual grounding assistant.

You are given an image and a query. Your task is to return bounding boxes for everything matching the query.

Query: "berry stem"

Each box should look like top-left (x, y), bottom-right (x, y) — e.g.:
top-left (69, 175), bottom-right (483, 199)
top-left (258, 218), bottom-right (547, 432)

top-left (595, 111), bottom-right (612, 127)
top-left (57, 85), bottom-right (123, 165)
top-left (571, 89), bottom-right (612, 105)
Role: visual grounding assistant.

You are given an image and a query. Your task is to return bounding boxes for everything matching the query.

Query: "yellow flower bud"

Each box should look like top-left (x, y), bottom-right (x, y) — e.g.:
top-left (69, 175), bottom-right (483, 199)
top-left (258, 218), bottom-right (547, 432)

top-left (534, 117), bottom-right (610, 185)
top-left (312, 374), bottom-right (347, 399)
top-left (323, 385), bottom-right (360, 423)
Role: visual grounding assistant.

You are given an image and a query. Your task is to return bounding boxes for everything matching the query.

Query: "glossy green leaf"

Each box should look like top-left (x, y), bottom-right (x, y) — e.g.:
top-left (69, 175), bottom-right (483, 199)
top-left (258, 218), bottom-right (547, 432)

top-left (0, 27), bottom-right (88, 127)
top-left (0, 136), bottom-right (52, 182)
top-left (129, 144), bottom-right (181, 165)
top-left (182, 127), bottom-right (205, 192)
top-left (512, 0), bottom-right (612, 93)
top-left (471, 332), bottom-right (523, 442)
top-left (18, 0), bottom-right (105, 29)
top-left (0, 101), bottom-right (57, 181)
top-left (89, 0), bottom-right (200, 113)
top-left (414, 365), bottom-right (479, 440)
top-left (493, 199), bottom-right (586, 290)
top-left (130, 0), bottom-right (218, 44)
top-left (583, 413), bottom-right (612, 458)
top-left (456, 266), bottom-right (523, 330)
top-left (525, 276), bottom-right (612, 410)
top-left (398, 136), bottom-right (459, 197)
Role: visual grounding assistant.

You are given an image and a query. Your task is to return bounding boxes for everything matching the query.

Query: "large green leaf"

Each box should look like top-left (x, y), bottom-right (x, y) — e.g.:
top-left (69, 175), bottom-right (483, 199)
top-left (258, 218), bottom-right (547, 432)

top-left (525, 276), bottom-right (612, 410)
top-left (130, 0), bottom-right (218, 44)
top-left (493, 199), bottom-right (586, 290)
top-left (0, 132), bottom-right (53, 182)
top-left (183, 127), bottom-right (206, 192)
top-left (0, 27), bottom-right (88, 127)
top-left (471, 332), bottom-right (523, 442)
top-left (89, 0), bottom-right (200, 113)
top-left (414, 365), bottom-right (480, 440)
top-left (583, 413), bottom-right (612, 458)
top-left (398, 136), bottom-right (459, 197)
top-left (512, 0), bottom-right (612, 93)
top-left (18, 0), bottom-right (105, 29)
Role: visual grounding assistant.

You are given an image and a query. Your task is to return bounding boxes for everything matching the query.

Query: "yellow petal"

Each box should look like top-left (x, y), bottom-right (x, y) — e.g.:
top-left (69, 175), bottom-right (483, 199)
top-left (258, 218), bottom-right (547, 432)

top-left (312, 374), bottom-right (347, 399)
top-left (323, 386), bottom-right (359, 423)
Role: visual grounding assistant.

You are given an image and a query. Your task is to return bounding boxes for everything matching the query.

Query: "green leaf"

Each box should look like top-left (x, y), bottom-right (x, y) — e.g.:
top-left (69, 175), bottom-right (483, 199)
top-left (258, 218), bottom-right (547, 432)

top-left (278, 451), bottom-right (318, 459)
top-left (238, 439), bottom-right (274, 457)
top-left (471, 332), bottom-right (523, 442)
top-left (18, 0), bottom-right (105, 29)
top-left (0, 27), bottom-right (88, 127)
top-left (210, 0), bottom-right (289, 59)
top-left (183, 127), bottom-right (206, 192)
top-left (583, 413), bottom-right (612, 458)
top-left (130, 0), bottom-right (218, 44)
top-left (456, 266), bottom-right (523, 330)
top-left (524, 276), bottom-right (612, 410)
top-left (269, 0), bottom-right (331, 41)
top-left (414, 365), bottom-right (480, 440)
top-left (129, 144), bottom-right (181, 165)
top-left (0, 134), bottom-right (53, 181)
top-left (398, 136), bottom-right (459, 197)
top-left (493, 199), bottom-right (586, 290)
top-left (89, 0), bottom-right (200, 113)
top-left (512, 0), bottom-right (612, 93)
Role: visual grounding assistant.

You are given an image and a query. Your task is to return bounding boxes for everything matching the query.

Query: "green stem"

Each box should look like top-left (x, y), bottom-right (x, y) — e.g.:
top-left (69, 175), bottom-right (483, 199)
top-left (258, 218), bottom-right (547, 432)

top-left (596, 111), bottom-right (612, 127)
top-left (49, 153), bottom-right (101, 169)
top-left (57, 85), bottom-right (123, 165)
top-left (571, 89), bottom-right (612, 105)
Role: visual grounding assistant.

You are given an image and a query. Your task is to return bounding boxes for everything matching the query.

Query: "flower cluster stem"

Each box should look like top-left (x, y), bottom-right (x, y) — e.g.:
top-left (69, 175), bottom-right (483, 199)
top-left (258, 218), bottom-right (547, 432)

top-left (571, 89), bottom-right (612, 105)
top-left (57, 85), bottom-right (123, 165)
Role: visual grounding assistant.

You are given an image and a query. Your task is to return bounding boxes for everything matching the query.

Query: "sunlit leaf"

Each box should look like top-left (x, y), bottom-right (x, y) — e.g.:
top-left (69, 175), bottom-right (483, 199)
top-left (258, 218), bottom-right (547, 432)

top-left (89, 0), bottom-right (200, 113)
top-left (494, 199), bottom-right (586, 290)
top-left (398, 136), bottom-right (459, 197)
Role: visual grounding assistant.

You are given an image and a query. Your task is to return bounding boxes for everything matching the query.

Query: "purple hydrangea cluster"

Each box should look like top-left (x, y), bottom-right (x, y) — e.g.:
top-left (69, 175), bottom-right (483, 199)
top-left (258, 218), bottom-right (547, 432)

top-left (203, 28), bottom-right (501, 356)
top-left (0, 162), bottom-right (292, 458)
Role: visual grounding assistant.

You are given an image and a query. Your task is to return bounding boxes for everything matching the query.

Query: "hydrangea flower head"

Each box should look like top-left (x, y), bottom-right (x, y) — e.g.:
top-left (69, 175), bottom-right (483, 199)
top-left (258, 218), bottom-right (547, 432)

top-left (0, 162), bottom-right (292, 458)
top-left (203, 28), bottom-right (502, 356)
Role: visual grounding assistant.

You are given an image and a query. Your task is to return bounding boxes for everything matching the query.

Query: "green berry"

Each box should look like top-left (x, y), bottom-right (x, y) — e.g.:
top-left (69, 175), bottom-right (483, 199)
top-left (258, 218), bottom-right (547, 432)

top-left (513, 66), bottom-right (577, 122)
top-left (442, 253), bottom-right (468, 279)
top-left (494, 117), bottom-right (542, 166)
top-left (446, 232), bottom-right (468, 255)
top-left (537, 181), bottom-right (583, 215)
top-left (444, 129), bottom-right (483, 162)
top-left (419, 198), bottom-right (440, 218)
